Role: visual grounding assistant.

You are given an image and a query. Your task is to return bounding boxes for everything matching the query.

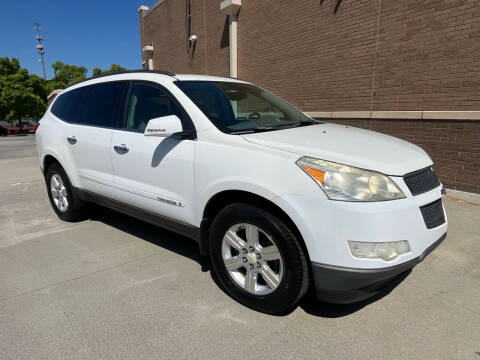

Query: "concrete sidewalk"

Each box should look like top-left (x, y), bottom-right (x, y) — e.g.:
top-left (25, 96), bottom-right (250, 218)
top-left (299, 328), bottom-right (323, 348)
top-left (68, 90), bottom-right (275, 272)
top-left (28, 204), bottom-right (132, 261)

top-left (0, 136), bottom-right (479, 359)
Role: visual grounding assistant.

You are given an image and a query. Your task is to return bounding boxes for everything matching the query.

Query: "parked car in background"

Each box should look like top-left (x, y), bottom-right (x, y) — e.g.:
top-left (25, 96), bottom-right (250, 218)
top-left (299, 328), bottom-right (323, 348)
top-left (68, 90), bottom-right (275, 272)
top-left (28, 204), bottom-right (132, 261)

top-left (20, 122), bottom-right (39, 133)
top-left (0, 120), bottom-right (39, 135)
top-left (36, 70), bottom-right (448, 314)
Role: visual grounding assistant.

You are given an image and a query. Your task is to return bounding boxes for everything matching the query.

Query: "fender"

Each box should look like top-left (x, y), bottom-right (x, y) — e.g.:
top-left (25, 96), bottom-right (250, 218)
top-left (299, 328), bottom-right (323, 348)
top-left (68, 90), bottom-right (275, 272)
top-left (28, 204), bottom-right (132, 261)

top-left (195, 179), bottom-right (279, 227)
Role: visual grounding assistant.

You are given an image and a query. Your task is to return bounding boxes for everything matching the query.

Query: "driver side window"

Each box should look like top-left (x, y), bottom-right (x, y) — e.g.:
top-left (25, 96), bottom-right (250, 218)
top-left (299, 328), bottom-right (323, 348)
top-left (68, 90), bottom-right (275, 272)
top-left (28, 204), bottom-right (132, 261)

top-left (124, 82), bottom-right (182, 132)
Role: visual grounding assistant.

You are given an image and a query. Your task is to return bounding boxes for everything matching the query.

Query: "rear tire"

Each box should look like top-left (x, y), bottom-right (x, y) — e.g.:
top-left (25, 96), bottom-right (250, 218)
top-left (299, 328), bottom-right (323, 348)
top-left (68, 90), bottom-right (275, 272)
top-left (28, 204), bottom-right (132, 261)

top-left (45, 163), bottom-right (86, 221)
top-left (209, 203), bottom-right (309, 314)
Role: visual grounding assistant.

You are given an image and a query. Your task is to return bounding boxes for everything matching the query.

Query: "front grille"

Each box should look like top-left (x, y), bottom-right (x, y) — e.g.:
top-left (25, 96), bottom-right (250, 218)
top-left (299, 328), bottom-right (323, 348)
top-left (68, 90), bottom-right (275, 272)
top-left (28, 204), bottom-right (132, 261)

top-left (404, 167), bottom-right (440, 196)
top-left (420, 199), bottom-right (445, 229)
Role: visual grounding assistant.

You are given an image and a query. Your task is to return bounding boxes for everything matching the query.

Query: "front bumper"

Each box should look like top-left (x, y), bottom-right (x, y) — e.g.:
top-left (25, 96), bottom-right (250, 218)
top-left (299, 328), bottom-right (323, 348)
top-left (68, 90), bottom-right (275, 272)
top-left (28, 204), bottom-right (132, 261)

top-left (312, 233), bottom-right (447, 303)
top-left (273, 181), bottom-right (447, 268)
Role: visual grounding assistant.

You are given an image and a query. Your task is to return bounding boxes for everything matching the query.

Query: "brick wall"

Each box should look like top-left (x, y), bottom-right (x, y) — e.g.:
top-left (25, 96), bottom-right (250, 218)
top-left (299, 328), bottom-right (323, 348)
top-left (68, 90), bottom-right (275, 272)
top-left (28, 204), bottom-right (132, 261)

top-left (373, 0), bottom-right (480, 111)
top-left (237, 0), bottom-right (480, 112)
top-left (326, 118), bottom-right (480, 193)
top-left (238, 0), bottom-right (380, 111)
top-left (140, 0), bottom-right (229, 76)
top-left (140, 0), bottom-right (480, 112)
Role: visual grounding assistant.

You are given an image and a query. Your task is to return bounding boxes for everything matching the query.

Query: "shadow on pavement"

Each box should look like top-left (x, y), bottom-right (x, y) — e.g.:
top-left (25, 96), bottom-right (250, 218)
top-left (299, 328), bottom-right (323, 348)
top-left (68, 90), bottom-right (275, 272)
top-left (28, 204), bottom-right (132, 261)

top-left (88, 205), bottom-right (409, 318)
top-left (89, 205), bottom-right (211, 272)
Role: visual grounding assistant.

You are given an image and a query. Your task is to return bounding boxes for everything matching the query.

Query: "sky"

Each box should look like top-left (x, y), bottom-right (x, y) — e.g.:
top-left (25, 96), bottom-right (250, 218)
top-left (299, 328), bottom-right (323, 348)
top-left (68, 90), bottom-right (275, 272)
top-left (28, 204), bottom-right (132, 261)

top-left (0, 0), bottom-right (159, 79)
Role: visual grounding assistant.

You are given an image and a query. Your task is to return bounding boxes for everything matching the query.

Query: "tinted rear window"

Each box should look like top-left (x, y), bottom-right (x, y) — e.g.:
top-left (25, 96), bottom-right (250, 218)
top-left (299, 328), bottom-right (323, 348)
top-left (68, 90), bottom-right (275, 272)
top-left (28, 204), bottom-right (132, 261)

top-left (80, 82), bottom-right (127, 128)
top-left (51, 87), bottom-right (89, 123)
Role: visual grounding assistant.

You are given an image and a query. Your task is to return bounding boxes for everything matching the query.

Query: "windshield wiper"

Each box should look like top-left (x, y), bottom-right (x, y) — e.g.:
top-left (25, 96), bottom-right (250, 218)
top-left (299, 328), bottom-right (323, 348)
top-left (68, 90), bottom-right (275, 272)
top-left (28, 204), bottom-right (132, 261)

top-left (230, 130), bottom-right (257, 134)
top-left (298, 120), bottom-right (322, 126)
top-left (256, 121), bottom-right (319, 130)
top-left (230, 128), bottom-right (278, 134)
top-left (229, 120), bottom-right (321, 134)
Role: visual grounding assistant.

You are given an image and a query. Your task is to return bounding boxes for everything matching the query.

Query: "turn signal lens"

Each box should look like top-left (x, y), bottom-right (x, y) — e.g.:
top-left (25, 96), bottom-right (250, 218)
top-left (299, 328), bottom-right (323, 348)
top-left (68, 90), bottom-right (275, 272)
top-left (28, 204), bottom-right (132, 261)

top-left (303, 166), bottom-right (325, 184)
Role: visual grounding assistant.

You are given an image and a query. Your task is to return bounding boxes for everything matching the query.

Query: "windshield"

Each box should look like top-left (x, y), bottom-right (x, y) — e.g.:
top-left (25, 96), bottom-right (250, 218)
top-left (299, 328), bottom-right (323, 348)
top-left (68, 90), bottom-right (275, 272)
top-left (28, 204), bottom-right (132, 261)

top-left (175, 81), bottom-right (320, 134)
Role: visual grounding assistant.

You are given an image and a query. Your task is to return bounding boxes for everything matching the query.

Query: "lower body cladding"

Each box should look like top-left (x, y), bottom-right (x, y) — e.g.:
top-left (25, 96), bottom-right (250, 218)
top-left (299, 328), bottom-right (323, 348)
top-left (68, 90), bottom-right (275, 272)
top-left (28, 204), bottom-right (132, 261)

top-left (274, 186), bottom-right (448, 304)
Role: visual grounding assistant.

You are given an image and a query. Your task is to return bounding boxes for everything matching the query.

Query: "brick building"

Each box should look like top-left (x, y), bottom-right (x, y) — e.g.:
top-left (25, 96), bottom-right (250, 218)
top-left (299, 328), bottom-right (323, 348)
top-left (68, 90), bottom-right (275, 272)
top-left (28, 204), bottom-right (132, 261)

top-left (138, 0), bottom-right (480, 194)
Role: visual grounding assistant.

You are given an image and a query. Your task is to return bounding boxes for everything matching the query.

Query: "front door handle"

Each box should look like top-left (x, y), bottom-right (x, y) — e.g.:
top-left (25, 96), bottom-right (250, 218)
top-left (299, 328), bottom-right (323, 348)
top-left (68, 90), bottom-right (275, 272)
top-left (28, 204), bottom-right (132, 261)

top-left (67, 136), bottom-right (77, 144)
top-left (114, 144), bottom-right (129, 153)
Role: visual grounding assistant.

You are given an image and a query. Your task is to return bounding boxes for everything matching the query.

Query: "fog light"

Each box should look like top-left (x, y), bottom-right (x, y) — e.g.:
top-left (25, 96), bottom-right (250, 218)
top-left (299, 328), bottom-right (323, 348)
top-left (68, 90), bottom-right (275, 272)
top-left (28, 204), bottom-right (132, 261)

top-left (348, 240), bottom-right (410, 261)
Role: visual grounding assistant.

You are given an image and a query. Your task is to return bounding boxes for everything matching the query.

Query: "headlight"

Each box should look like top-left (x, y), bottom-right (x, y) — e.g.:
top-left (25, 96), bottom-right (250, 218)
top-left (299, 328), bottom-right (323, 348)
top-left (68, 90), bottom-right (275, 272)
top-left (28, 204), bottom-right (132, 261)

top-left (296, 157), bottom-right (406, 201)
top-left (348, 240), bottom-right (411, 261)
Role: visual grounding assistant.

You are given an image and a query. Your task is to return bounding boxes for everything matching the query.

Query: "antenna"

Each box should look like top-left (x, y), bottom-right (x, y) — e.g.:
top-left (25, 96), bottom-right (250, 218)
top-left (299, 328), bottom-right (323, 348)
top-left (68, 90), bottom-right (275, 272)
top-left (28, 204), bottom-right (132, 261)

top-left (34, 22), bottom-right (46, 80)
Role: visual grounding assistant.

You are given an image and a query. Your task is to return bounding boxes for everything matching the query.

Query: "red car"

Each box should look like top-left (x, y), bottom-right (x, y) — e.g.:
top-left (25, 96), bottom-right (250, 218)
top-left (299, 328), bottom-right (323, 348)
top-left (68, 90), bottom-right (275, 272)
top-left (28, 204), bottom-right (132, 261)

top-left (2, 123), bottom-right (39, 135)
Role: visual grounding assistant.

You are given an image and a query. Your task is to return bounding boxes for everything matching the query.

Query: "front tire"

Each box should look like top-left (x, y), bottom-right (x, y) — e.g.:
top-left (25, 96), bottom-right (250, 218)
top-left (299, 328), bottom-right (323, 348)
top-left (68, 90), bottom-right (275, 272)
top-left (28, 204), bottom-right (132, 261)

top-left (45, 163), bottom-right (86, 221)
top-left (209, 204), bottom-right (309, 314)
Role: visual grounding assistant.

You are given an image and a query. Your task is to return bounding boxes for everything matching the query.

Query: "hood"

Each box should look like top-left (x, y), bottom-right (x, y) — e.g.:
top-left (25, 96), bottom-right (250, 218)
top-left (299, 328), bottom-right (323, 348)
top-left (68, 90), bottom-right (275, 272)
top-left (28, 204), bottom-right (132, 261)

top-left (242, 123), bottom-right (432, 176)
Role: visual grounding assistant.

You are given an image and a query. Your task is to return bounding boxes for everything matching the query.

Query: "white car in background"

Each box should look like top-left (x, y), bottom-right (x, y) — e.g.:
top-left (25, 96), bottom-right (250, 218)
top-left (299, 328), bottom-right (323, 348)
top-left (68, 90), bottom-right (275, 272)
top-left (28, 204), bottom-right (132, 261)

top-left (36, 71), bottom-right (447, 314)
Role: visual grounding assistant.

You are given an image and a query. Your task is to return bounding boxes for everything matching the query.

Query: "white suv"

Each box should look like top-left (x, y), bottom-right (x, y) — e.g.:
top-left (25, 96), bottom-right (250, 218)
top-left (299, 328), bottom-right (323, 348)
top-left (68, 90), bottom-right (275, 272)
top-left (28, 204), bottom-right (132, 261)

top-left (36, 71), bottom-right (447, 314)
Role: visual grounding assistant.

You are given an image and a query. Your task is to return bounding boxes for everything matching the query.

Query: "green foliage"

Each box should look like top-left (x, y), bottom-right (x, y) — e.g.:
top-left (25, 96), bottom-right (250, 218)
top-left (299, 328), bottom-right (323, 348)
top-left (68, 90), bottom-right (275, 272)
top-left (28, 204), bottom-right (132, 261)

top-left (27, 74), bottom-right (48, 101)
top-left (0, 57), bottom-right (21, 76)
top-left (48, 61), bottom-right (87, 88)
top-left (0, 58), bottom-right (128, 121)
top-left (0, 57), bottom-right (46, 121)
top-left (103, 64), bottom-right (126, 74)
top-left (43, 61), bottom-right (89, 96)
top-left (92, 64), bottom-right (127, 76)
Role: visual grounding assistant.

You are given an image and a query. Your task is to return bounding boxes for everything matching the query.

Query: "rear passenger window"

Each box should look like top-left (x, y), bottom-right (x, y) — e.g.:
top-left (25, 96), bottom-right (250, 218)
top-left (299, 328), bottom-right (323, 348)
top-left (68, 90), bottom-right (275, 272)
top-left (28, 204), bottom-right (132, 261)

top-left (124, 83), bottom-right (183, 132)
top-left (51, 87), bottom-right (89, 123)
top-left (80, 82), bottom-right (127, 128)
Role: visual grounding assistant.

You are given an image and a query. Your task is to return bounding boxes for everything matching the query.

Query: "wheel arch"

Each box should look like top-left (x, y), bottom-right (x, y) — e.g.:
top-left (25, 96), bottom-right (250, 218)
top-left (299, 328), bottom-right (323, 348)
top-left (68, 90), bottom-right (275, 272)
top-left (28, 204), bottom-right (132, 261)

top-left (43, 154), bottom-right (61, 173)
top-left (41, 150), bottom-right (81, 188)
top-left (198, 190), bottom-right (311, 266)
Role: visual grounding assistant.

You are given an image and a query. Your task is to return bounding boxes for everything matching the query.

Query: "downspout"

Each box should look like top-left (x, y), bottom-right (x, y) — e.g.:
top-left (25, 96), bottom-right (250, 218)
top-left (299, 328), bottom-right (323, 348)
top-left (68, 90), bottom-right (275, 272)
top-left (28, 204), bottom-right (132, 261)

top-left (138, 5), bottom-right (150, 68)
top-left (220, 0), bottom-right (241, 78)
top-left (229, 14), bottom-right (238, 77)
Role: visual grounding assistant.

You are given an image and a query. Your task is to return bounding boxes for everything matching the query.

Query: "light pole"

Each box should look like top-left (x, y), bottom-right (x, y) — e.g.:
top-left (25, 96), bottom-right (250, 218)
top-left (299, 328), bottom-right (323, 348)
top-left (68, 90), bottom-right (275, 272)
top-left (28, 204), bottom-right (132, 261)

top-left (34, 22), bottom-right (46, 80)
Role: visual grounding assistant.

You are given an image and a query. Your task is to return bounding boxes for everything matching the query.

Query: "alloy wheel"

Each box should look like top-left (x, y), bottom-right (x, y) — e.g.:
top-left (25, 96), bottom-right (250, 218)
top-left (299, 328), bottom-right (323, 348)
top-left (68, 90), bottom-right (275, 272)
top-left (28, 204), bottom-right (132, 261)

top-left (50, 174), bottom-right (69, 212)
top-left (221, 223), bottom-right (284, 295)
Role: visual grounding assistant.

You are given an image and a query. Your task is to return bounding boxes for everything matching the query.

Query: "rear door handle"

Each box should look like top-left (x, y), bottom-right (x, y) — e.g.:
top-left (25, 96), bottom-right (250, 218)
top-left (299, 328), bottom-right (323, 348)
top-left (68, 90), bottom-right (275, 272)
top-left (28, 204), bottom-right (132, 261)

top-left (114, 144), bottom-right (129, 153)
top-left (67, 136), bottom-right (77, 144)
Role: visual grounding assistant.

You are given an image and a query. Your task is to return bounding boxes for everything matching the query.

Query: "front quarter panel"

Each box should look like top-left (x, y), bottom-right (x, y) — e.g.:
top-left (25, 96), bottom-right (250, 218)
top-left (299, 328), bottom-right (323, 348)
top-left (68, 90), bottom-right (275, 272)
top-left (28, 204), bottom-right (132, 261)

top-left (194, 130), bottom-right (327, 226)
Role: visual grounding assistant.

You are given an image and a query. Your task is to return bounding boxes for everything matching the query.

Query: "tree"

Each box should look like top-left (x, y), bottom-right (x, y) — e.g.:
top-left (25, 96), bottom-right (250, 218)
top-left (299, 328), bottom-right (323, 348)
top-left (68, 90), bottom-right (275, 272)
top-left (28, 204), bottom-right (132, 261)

top-left (104, 64), bottom-right (126, 74)
top-left (52, 61), bottom-right (64, 77)
top-left (0, 59), bottom-right (127, 123)
top-left (44, 61), bottom-right (88, 95)
top-left (27, 74), bottom-right (47, 101)
top-left (50, 61), bottom-right (87, 86)
top-left (92, 64), bottom-right (127, 77)
top-left (0, 57), bottom-right (20, 76)
top-left (0, 57), bottom-right (46, 122)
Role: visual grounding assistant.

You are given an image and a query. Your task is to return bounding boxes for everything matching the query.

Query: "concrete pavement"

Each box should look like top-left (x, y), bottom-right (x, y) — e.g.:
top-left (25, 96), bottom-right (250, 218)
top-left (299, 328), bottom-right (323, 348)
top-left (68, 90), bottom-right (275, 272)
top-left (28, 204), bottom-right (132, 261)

top-left (0, 135), bottom-right (479, 359)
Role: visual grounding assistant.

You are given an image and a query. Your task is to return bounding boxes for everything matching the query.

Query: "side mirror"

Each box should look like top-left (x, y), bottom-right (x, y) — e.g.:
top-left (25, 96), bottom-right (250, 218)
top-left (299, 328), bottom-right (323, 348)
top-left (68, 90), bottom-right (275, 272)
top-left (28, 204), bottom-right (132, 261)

top-left (144, 115), bottom-right (183, 137)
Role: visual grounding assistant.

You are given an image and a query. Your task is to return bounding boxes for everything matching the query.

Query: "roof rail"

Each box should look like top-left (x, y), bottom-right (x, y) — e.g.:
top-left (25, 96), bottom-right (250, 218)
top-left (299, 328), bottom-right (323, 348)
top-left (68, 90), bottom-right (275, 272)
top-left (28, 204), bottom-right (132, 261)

top-left (68, 69), bottom-right (176, 87)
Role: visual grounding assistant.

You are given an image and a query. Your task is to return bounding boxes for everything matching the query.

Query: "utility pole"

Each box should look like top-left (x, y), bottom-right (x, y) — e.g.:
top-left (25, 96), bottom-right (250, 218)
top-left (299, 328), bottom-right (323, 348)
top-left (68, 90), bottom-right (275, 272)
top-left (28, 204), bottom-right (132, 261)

top-left (34, 22), bottom-right (46, 80)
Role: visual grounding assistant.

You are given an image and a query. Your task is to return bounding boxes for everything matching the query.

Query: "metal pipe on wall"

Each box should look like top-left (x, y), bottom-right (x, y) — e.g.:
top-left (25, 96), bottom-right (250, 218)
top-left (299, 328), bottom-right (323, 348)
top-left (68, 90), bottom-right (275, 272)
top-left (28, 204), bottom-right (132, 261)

top-left (229, 14), bottom-right (238, 78)
top-left (220, 0), bottom-right (241, 78)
